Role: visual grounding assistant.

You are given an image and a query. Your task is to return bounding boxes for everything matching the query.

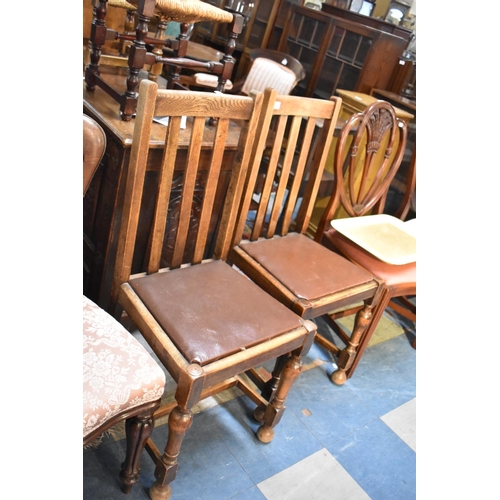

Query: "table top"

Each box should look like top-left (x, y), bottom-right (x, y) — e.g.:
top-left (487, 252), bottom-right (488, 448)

top-left (336, 89), bottom-right (415, 122)
top-left (165, 36), bottom-right (223, 62)
top-left (370, 89), bottom-right (416, 114)
top-left (83, 73), bottom-right (242, 150)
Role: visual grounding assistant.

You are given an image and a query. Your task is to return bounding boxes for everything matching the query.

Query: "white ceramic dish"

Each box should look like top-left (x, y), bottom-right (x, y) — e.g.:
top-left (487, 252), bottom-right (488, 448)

top-left (330, 214), bottom-right (416, 265)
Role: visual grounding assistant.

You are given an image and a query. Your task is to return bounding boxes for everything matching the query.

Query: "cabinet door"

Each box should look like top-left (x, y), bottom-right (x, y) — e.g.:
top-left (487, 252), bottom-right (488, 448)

top-left (315, 21), bottom-right (375, 99)
top-left (278, 5), bottom-right (406, 98)
top-left (277, 6), bottom-right (333, 96)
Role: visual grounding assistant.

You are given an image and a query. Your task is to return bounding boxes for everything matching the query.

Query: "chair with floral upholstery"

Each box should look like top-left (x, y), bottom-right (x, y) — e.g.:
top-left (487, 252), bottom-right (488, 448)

top-left (83, 115), bottom-right (166, 494)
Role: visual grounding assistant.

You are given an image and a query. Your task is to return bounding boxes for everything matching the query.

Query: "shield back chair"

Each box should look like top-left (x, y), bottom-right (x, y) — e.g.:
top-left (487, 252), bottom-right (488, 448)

top-left (110, 79), bottom-right (317, 500)
top-left (388, 147), bottom-right (416, 347)
top-left (313, 100), bottom-right (415, 378)
top-left (83, 115), bottom-right (166, 495)
top-left (229, 88), bottom-right (385, 388)
top-left (182, 48), bottom-right (306, 96)
top-left (85, 0), bottom-right (243, 120)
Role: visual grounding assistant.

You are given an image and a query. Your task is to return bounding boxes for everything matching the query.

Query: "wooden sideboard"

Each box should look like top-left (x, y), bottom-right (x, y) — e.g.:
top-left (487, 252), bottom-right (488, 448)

top-left (83, 73), bottom-right (244, 312)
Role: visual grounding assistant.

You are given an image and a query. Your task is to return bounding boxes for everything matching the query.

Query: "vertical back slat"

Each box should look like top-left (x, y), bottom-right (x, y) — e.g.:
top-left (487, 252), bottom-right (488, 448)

top-left (267, 114), bottom-right (302, 238)
top-left (234, 89), bottom-right (277, 245)
top-left (251, 113), bottom-right (287, 240)
top-left (170, 115), bottom-right (206, 269)
top-left (147, 115), bottom-right (181, 273)
top-left (279, 116), bottom-right (317, 235)
top-left (192, 117), bottom-right (230, 264)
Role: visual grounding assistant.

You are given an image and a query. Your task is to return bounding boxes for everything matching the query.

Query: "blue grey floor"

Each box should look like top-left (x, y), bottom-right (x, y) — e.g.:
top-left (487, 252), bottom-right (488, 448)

top-left (83, 313), bottom-right (416, 500)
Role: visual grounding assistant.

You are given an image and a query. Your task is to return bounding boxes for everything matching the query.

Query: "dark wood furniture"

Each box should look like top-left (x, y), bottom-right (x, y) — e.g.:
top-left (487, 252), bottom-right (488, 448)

top-left (113, 79), bottom-right (317, 500)
top-left (314, 100), bottom-right (415, 378)
top-left (83, 74), bottom-right (245, 311)
top-left (230, 88), bottom-right (384, 385)
top-left (85, 0), bottom-right (243, 120)
top-left (275, 4), bottom-right (408, 99)
top-left (321, 2), bottom-right (412, 41)
top-left (189, 1), bottom-right (413, 89)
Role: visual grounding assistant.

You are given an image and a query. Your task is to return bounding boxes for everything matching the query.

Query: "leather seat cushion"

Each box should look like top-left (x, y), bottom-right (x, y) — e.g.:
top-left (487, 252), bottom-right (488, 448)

top-left (83, 296), bottom-right (166, 439)
top-left (128, 260), bottom-right (303, 366)
top-left (237, 233), bottom-right (374, 300)
top-left (324, 228), bottom-right (416, 288)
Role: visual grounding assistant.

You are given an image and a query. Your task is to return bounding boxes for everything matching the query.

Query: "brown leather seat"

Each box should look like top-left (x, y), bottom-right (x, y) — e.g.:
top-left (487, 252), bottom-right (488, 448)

top-left (129, 259), bottom-right (302, 365)
top-left (238, 233), bottom-right (375, 318)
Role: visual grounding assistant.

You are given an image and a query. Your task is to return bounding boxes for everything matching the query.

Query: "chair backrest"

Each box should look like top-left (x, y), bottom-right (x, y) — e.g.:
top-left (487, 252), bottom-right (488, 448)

top-left (110, 79), bottom-right (264, 311)
top-left (241, 49), bottom-right (306, 96)
top-left (394, 146), bottom-right (416, 220)
top-left (314, 100), bottom-right (408, 240)
top-left (234, 88), bottom-right (342, 242)
top-left (83, 114), bottom-right (106, 196)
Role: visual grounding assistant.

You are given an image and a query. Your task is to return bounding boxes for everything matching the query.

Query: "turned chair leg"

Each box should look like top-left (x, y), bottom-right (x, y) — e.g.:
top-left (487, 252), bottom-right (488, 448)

top-left (330, 301), bottom-right (374, 385)
top-left (149, 365), bottom-right (203, 500)
top-left (332, 289), bottom-right (391, 384)
top-left (120, 403), bottom-right (159, 494)
top-left (253, 353), bottom-right (289, 423)
top-left (149, 405), bottom-right (193, 500)
top-left (121, 8), bottom-right (152, 120)
top-left (256, 352), bottom-right (302, 444)
top-left (85, 0), bottom-right (108, 92)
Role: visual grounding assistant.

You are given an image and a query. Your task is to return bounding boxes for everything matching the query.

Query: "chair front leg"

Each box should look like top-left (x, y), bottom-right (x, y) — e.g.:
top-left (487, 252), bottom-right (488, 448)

top-left (330, 301), bottom-right (374, 386)
top-left (149, 364), bottom-right (203, 500)
top-left (256, 351), bottom-right (302, 444)
top-left (253, 353), bottom-right (289, 423)
top-left (120, 400), bottom-right (160, 493)
top-left (149, 405), bottom-right (193, 500)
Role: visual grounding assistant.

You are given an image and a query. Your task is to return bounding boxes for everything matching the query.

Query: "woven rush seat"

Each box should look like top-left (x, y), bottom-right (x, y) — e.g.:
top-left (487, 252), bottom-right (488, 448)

top-left (108, 0), bottom-right (136, 9)
top-left (126, 0), bottom-right (234, 23)
top-left (83, 295), bottom-right (166, 441)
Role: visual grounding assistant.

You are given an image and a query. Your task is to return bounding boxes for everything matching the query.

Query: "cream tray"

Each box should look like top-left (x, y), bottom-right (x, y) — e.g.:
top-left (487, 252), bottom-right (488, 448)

top-left (330, 214), bottom-right (416, 265)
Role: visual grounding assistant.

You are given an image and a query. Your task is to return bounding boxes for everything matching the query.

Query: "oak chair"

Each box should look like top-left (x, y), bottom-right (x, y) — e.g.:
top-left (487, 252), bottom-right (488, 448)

top-left (230, 88), bottom-right (385, 387)
top-left (83, 116), bottom-right (166, 494)
top-left (85, 0), bottom-right (243, 120)
top-left (110, 79), bottom-right (317, 500)
top-left (182, 48), bottom-right (306, 96)
top-left (313, 100), bottom-right (415, 377)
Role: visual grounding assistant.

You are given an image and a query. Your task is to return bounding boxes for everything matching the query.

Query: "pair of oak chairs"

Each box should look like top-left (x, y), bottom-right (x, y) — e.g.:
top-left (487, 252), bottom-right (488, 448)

top-left (83, 79), bottom-right (415, 498)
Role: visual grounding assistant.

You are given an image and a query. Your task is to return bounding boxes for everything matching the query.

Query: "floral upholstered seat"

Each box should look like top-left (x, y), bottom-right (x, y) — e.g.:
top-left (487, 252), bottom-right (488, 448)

top-left (83, 295), bottom-right (165, 443)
